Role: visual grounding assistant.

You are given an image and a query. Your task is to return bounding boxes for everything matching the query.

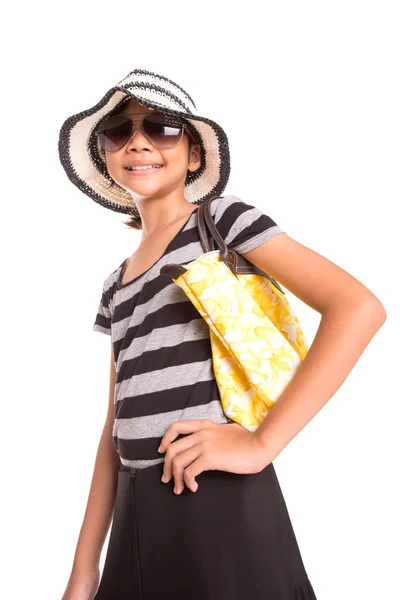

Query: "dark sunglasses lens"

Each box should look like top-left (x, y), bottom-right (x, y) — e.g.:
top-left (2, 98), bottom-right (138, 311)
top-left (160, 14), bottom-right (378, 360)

top-left (143, 113), bottom-right (183, 146)
top-left (97, 116), bottom-right (132, 151)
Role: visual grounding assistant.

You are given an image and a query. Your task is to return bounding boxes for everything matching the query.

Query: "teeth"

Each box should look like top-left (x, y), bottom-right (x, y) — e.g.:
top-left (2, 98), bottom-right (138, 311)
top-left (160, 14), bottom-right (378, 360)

top-left (127, 165), bottom-right (163, 171)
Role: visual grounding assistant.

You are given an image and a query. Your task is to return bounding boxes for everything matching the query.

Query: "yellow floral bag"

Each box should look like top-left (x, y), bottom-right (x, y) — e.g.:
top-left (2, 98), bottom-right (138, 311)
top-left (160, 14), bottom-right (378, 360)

top-left (160, 196), bottom-right (308, 432)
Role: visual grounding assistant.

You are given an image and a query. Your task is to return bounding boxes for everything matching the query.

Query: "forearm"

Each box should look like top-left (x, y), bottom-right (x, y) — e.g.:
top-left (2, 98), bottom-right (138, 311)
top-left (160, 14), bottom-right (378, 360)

top-left (254, 296), bottom-right (386, 464)
top-left (71, 420), bottom-right (121, 573)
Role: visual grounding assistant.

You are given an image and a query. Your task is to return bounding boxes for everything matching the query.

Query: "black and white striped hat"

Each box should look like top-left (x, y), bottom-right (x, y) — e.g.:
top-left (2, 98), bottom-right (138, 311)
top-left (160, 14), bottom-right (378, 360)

top-left (58, 68), bottom-right (231, 215)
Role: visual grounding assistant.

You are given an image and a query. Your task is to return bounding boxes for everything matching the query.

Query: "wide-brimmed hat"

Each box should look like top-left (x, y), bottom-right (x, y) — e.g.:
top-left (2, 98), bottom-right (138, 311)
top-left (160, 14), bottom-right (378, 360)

top-left (58, 68), bottom-right (231, 215)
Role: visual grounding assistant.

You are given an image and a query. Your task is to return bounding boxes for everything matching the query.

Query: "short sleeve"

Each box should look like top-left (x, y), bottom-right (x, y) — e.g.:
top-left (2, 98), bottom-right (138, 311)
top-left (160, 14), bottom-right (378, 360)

top-left (92, 273), bottom-right (117, 336)
top-left (210, 195), bottom-right (285, 254)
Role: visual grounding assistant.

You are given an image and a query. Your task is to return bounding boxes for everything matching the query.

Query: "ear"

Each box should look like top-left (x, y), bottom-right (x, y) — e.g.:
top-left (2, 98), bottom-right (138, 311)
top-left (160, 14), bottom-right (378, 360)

top-left (188, 143), bottom-right (201, 173)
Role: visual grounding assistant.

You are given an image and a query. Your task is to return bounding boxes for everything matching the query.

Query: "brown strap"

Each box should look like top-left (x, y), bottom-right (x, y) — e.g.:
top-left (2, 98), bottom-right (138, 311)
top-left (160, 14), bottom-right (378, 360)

top-left (196, 198), bottom-right (214, 253)
top-left (197, 195), bottom-right (237, 276)
top-left (160, 196), bottom-right (285, 295)
top-left (197, 195), bottom-right (286, 294)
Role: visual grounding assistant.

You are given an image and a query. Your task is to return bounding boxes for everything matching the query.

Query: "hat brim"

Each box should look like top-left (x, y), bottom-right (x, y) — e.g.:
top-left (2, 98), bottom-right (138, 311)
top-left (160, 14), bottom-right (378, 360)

top-left (58, 86), bottom-right (230, 215)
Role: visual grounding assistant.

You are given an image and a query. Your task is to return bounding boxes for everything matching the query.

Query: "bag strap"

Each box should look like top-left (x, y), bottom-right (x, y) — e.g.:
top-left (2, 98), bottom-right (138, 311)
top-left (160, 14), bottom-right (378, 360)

top-left (161, 195), bottom-right (283, 291)
top-left (197, 195), bottom-right (237, 275)
top-left (197, 195), bottom-right (221, 252)
top-left (196, 195), bottom-right (286, 294)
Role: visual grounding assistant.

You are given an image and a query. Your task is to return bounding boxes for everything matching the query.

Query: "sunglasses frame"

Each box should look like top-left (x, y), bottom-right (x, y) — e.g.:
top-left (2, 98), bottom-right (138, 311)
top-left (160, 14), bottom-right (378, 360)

top-left (96, 111), bottom-right (197, 152)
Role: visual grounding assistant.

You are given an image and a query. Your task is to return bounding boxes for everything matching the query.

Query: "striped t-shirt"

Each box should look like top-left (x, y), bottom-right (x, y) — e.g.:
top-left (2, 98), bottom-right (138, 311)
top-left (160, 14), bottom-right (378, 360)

top-left (93, 194), bottom-right (284, 470)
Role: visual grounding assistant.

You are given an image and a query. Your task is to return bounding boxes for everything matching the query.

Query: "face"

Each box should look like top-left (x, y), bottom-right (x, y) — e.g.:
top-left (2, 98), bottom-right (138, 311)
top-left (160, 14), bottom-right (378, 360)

top-left (103, 98), bottom-right (201, 201)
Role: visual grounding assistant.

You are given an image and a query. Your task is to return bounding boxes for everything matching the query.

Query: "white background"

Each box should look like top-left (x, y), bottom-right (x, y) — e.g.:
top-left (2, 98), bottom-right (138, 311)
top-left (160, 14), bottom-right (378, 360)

top-left (2, 1), bottom-right (399, 599)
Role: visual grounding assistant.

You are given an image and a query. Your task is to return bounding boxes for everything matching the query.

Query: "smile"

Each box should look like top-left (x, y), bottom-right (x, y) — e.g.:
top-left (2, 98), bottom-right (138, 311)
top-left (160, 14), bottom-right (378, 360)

top-left (125, 165), bottom-right (164, 172)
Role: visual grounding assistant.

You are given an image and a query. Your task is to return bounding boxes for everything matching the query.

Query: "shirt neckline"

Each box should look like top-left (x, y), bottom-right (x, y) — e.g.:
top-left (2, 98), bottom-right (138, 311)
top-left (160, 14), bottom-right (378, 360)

top-left (116, 206), bottom-right (200, 289)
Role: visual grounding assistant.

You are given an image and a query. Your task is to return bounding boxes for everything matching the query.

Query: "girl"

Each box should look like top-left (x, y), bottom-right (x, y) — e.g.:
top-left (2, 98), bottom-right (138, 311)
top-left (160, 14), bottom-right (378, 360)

top-left (59, 68), bottom-right (386, 600)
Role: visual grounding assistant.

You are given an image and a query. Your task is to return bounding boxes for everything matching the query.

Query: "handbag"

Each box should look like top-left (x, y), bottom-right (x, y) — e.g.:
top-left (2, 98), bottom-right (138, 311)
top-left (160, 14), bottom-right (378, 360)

top-left (160, 195), bottom-right (309, 432)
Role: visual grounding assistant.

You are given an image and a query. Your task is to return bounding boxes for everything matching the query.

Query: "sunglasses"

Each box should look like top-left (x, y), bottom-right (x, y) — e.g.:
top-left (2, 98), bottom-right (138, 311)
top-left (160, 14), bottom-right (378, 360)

top-left (95, 111), bottom-right (197, 152)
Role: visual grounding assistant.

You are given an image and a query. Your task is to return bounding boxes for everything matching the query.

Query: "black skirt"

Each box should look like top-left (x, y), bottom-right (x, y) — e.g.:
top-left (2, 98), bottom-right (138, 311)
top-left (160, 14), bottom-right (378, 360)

top-left (94, 458), bottom-right (317, 600)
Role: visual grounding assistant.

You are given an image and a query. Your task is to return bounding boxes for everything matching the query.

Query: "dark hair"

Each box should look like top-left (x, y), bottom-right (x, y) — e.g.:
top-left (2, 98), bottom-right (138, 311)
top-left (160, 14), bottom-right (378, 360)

top-left (98, 100), bottom-right (200, 230)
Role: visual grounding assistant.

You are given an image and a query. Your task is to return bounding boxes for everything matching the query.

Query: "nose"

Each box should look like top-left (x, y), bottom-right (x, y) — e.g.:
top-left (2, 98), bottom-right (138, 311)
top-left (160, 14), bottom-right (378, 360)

top-left (124, 115), bottom-right (153, 152)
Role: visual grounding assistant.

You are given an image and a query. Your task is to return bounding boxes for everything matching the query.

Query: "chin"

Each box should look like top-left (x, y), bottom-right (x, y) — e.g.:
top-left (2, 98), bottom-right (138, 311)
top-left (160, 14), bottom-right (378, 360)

top-left (124, 185), bottom-right (166, 200)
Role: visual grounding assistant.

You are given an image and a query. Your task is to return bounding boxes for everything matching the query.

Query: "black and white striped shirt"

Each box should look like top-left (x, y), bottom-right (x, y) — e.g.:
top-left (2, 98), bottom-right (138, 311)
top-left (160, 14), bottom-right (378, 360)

top-left (93, 195), bottom-right (284, 470)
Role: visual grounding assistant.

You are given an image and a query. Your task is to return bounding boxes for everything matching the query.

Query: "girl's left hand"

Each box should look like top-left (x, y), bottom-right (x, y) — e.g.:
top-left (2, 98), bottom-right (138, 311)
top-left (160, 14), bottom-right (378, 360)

top-left (157, 419), bottom-right (269, 495)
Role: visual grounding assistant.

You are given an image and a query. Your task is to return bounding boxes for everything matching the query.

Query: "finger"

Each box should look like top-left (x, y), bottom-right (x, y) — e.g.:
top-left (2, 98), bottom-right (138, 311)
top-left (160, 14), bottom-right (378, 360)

top-left (171, 446), bottom-right (202, 494)
top-left (162, 434), bottom-right (199, 483)
top-left (158, 419), bottom-right (213, 453)
top-left (183, 454), bottom-right (210, 491)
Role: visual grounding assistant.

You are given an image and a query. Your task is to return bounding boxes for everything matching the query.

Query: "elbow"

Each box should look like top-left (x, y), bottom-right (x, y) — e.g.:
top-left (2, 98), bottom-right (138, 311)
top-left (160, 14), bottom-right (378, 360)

top-left (375, 300), bottom-right (387, 327)
top-left (324, 290), bottom-right (387, 331)
top-left (377, 300), bottom-right (387, 324)
top-left (360, 294), bottom-right (387, 331)
top-left (366, 288), bottom-right (387, 324)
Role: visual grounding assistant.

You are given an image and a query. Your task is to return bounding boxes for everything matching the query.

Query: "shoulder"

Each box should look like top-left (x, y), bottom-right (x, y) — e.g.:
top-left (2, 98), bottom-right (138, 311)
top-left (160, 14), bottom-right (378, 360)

top-left (207, 194), bottom-right (284, 253)
top-left (103, 264), bottom-right (120, 290)
top-left (209, 193), bottom-right (279, 231)
top-left (100, 262), bottom-right (123, 304)
top-left (209, 194), bottom-right (243, 218)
